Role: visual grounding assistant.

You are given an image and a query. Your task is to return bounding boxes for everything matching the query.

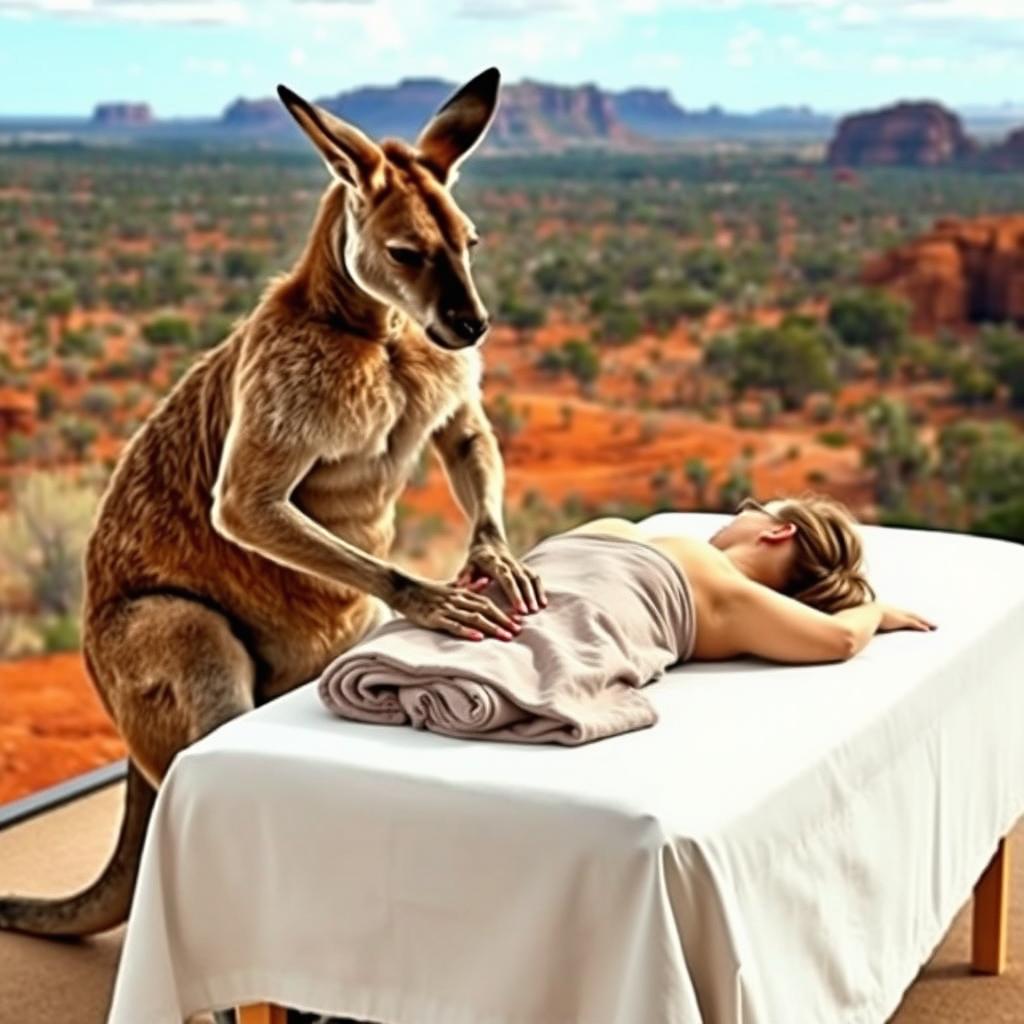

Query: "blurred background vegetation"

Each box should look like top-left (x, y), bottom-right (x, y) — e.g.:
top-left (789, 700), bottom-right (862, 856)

top-left (2, 145), bottom-right (1024, 660)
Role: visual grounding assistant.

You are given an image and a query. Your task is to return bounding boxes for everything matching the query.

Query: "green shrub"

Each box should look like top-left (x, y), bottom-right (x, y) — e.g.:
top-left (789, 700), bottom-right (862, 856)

top-left (42, 613), bottom-right (80, 653)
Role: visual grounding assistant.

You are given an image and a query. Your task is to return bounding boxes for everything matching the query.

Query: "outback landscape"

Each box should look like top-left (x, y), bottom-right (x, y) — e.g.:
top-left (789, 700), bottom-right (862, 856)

top-left (3, 87), bottom-right (1024, 801)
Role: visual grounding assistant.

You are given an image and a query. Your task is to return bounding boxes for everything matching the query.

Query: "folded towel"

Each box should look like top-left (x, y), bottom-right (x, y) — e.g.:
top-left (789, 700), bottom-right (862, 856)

top-left (318, 532), bottom-right (697, 745)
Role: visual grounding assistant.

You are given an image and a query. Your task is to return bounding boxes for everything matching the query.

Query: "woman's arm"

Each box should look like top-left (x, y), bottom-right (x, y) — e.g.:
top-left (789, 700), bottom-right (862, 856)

top-left (719, 576), bottom-right (869, 664)
top-left (831, 602), bottom-right (884, 657)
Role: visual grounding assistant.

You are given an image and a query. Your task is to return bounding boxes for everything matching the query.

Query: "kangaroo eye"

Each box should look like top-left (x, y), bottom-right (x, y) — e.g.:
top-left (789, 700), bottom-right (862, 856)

top-left (387, 246), bottom-right (425, 268)
top-left (468, 236), bottom-right (480, 249)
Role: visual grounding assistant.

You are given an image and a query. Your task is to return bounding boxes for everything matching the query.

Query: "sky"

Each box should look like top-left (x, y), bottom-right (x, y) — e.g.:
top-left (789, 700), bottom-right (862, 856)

top-left (1, 0), bottom-right (1023, 118)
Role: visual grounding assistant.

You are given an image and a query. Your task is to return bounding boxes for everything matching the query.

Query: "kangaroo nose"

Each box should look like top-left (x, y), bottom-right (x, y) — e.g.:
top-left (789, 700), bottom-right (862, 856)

top-left (450, 315), bottom-right (489, 343)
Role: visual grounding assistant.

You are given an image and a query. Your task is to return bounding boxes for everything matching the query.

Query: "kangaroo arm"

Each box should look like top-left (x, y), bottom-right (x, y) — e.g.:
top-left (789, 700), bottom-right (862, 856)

top-left (432, 399), bottom-right (507, 546)
top-left (211, 418), bottom-right (414, 604)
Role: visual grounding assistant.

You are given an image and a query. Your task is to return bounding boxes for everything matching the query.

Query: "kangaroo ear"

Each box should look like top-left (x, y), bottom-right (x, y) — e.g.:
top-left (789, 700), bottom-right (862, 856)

top-left (277, 84), bottom-right (384, 194)
top-left (415, 67), bottom-right (501, 187)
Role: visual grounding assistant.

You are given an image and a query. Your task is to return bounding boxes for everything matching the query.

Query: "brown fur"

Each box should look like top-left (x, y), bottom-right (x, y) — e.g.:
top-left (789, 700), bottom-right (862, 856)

top-left (0, 67), bottom-right (539, 939)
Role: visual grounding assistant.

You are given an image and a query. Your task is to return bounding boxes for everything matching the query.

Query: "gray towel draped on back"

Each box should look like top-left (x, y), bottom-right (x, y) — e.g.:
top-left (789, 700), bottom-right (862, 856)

top-left (317, 532), bottom-right (697, 745)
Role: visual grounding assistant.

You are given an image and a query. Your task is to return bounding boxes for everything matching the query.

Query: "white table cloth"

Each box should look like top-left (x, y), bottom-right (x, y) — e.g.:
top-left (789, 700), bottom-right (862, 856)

top-left (107, 513), bottom-right (1024, 1024)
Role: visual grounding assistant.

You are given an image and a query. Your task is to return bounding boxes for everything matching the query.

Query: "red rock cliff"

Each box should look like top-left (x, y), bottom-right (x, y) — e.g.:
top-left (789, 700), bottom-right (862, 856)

top-left (862, 215), bottom-right (1024, 331)
top-left (826, 101), bottom-right (976, 168)
top-left (986, 126), bottom-right (1024, 171)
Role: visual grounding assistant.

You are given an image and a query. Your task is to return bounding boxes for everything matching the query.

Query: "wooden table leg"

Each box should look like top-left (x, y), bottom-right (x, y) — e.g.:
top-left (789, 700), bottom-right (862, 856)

top-left (972, 835), bottom-right (1010, 975)
top-left (237, 1004), bottom-right (288, 1024)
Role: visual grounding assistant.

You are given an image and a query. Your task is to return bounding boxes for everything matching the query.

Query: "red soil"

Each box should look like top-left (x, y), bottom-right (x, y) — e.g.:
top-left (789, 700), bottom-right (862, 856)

top-left (0, 653), bottom-right (124, 804)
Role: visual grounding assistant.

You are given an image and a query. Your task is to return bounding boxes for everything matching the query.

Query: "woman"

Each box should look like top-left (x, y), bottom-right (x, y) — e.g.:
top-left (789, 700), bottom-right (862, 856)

top-left (321, 490), bottom-right (938, 747)
top-left (462, 490), bottom-right (937, 664)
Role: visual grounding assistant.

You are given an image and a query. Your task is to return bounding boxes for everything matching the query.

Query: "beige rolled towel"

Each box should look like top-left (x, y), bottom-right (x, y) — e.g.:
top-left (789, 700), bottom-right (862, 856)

top-left (317, 532), bottom-right (697, 745)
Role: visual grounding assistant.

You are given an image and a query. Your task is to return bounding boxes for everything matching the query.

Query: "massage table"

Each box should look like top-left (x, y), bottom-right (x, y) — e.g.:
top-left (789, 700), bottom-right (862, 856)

top-left (106, 512), bottom-right (1024, 1024)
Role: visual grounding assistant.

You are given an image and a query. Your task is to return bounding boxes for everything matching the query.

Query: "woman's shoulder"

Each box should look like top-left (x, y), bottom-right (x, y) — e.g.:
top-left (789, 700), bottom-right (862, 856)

top-left (647, 534), bottom-right (743, 599)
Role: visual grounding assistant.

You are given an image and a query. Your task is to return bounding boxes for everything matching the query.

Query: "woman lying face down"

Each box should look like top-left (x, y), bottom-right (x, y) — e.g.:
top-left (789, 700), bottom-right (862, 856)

top-left (323, 489), bottom-right (937, 741)
top-left (459, 490), bottom-right (937, 665)
top-left (319, 490), bottom-right (939, 744)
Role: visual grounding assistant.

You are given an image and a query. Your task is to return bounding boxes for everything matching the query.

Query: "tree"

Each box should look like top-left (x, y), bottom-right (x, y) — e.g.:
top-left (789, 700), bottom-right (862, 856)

top-left (599, 305), bottom-right (643, 347)
top-left (485, 393), bottom-right (524, 447)
top-left (682, 246), bottom-right (730, 294)
top-left (0, 472), bottom-right (100, 618)
top-left (143, 314), bottom-right (195, 348)
top-left (759, 392), bottom-right (782, 427)
top-left (949, 358), bottom-right (998, 406)
top-left (972, 496), bottom-right (1024, 542)
top-left (561, 338), bottom-right (601, 392)
top-left (59, 417), bottom-right (99, 460)
top-left (684, 457), bottom-right (711, 509)
top-left (501, 299), bottom-right (545, 333)
top-left (150, 248), bottom-right (192, 304)
top-left (862, 397), bottom-right (930, 510)
top-left (710, 317), bottom-right (838, 412)
top-left (197, 313), bottom-right (237, 350)
top-left (57, 328), bottom-right (103, 359)
top-left (718, 456), bottom-right (753, 512)
top-left (81, 386), bottom-right (118, 417)
top-left (827, 289), bottom-right (909, 380)
top-left (43, 286), bottom-right (76, 330)
top-left (979, 324), bottom-right (1024, 409)
top-left (129, 344), bottom-right (158, 380)
top-left (223, 247), bottom-right (266, 281)
top-left (938, 419), bottom-right (1024, 532)
top-left (793, 244), bottom-right (850, 288)
top-left (35, 385), bottom-right (59, 419)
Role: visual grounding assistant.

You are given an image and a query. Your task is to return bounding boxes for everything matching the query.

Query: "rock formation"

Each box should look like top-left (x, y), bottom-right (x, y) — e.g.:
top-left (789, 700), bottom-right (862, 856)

top-left (491, 79), bottom-right (636, 149)
top-left (224, 78), bottom-right (638, 150)
top-left (862, 215), bottom-right (1024, 330)
top-left (986, 127), bottom-right (1024, 171)
top-left (221, 97), bottom-right (288, 129)
top-left (91, 103), bottom-right (153, 127)
top-left (826, 101), bottom-right (976, 167)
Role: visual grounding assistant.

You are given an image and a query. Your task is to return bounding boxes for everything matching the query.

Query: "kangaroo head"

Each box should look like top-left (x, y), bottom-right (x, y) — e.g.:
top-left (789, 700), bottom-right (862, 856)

top-left (277, 68), bottom-right (500, 351)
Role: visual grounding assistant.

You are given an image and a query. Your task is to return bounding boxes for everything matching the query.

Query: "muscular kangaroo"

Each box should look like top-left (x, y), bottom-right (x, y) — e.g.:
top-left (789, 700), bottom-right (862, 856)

top-left (0, 66), bottom-right (546, 938)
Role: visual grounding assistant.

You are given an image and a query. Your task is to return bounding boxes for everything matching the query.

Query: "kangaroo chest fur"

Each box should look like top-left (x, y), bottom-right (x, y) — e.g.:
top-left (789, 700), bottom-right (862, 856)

top-left (292, 330), bottom-right (481, 537)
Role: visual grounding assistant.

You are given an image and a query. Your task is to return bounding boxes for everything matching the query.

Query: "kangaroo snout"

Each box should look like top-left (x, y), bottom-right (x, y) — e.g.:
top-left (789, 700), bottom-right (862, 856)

top-left (446, 311), bottom-right (489, 343)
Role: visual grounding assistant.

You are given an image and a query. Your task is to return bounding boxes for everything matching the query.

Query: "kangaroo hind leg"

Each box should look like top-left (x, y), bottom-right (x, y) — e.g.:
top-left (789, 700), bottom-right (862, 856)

top-left (0, 594), bottom-right (256, 938)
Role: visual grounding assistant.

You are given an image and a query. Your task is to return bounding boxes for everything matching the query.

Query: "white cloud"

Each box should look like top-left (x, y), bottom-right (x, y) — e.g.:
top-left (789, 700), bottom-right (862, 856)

top-left (492, 24), bottom-right (583, 64)
top-left (289, 46), bottom-right (306, 66)
top-left (0, 0), bottom-right (248, 22)
top-left (838, 3), bottom-right (878, 23)
top-left (288, 0), bottom-right (409, 52)
top-left (758, 0), bottom-right (1024, 23)
top-left (726, 24), bottom-right (762, 66)
top-left (455, 0), bottom-right (577, 18)
top-left (778, 33), bottom-right (831, 68)
top-left (869, 49), bottom-right (1013, 75)
top-left (898, 0), bottom-right (1024, 20)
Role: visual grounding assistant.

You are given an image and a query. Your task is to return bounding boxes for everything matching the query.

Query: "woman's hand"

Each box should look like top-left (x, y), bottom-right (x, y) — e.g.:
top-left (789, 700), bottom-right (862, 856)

top-left (454, 536), bottom-right (547, 615)
top-left (877, 602), bottom-right (938, 634)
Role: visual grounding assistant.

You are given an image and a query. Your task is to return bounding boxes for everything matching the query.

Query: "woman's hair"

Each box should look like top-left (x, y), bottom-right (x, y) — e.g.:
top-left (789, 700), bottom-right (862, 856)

top-left (749, 490), bottom-right (876, 613)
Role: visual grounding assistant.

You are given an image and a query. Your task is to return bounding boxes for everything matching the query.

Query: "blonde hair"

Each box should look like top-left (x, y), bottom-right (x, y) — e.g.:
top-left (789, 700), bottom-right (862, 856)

top-left (743, 491), bottom-right (876, 613)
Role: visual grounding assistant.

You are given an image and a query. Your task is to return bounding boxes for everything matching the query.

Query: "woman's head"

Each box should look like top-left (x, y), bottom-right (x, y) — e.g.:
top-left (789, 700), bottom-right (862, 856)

top-left (709, 490), bottom-right (876, 612)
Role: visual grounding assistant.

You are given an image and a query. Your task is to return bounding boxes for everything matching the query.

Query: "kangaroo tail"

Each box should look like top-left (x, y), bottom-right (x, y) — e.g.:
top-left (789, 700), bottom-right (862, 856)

top-left (0, 761), bottom-right (156, 937)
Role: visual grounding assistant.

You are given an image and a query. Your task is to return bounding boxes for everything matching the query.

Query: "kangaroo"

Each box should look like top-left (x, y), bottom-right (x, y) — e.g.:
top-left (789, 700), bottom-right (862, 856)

top-left (0, 67), bottom-right (546, 939)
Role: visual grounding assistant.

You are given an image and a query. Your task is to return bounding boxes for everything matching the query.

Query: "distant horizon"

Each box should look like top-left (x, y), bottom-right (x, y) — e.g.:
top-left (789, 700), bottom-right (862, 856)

top-left (3, 75), bottom-right (1024, 124)
top-left (2, 0), bottom-right (1024, 119)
